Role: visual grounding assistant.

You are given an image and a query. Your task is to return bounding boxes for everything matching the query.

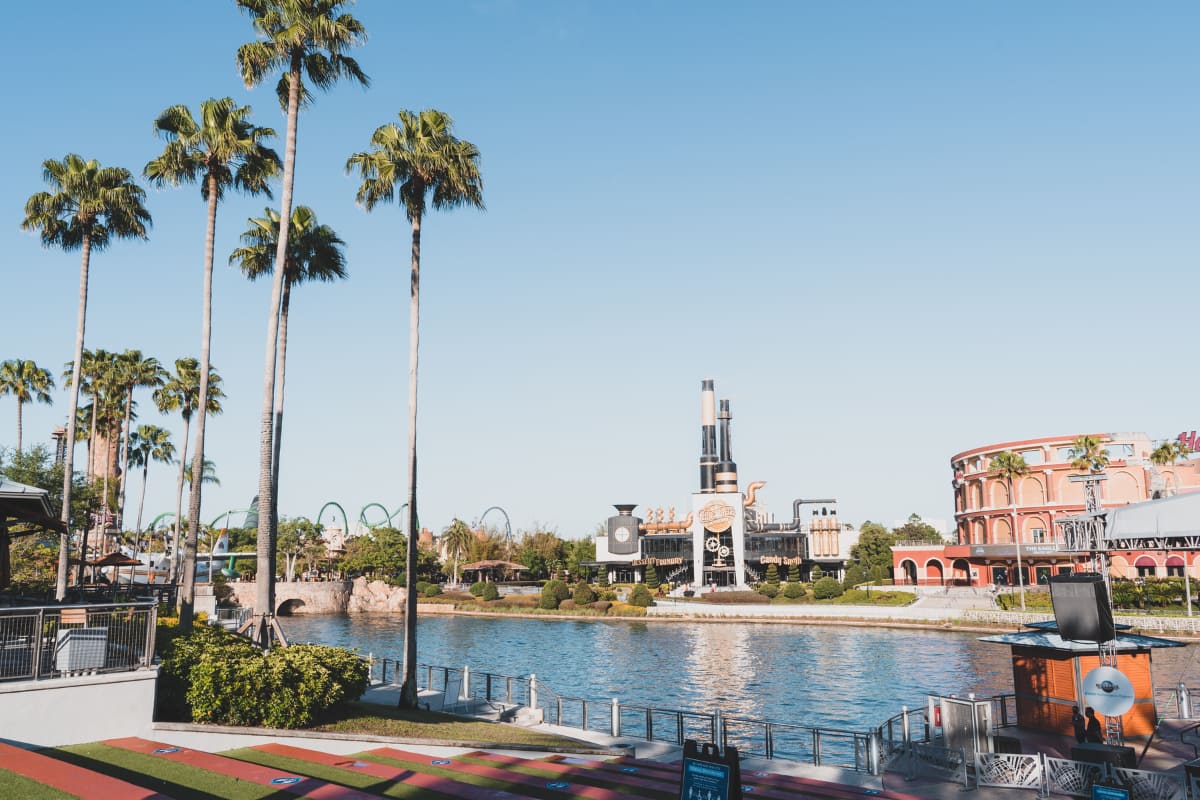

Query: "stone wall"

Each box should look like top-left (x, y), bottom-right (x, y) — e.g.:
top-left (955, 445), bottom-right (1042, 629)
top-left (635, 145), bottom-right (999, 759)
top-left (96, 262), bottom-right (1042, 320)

top-left (226, 577), bottom-right (407, 615)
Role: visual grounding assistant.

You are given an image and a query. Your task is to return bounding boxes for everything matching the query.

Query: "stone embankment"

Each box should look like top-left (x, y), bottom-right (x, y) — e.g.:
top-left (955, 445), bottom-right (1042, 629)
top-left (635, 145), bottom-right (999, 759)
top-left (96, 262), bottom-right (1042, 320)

top-left (227, 577), bottom-right (407, 614)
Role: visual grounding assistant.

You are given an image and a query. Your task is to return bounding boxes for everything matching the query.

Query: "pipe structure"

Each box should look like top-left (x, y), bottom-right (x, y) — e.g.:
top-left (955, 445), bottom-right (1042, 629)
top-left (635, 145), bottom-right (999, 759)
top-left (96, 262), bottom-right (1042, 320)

top-left (714, 398), bottom-right (738, 493)
top-left (699, 379), bottom-right (717, 493)
top-left (640, 511), bottom-right (694, 533)
top-left (744, 497), bottom-right (838, 533)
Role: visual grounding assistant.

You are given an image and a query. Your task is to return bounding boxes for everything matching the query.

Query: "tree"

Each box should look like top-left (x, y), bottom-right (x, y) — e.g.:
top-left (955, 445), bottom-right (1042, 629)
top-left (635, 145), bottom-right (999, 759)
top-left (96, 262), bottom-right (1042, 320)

top-left (153, 358), bottom-right (223, 583)
top-left (231, 205), bottom-right (347, 542)
top-left (809, 564), bottom-right (824, 581)
top-left (236, 0), bottom-right (368, 648)
top-left (438, 518), bottom-right (474, 585)
top-left (990, 450), bottom-right (1030, 610)
top-left (1069, 435), bottom-right (1110, 474)
top-left (847, 522), bottom-right (895, 583)
top-left (644, 562), bottom-right (660, 589)
top-left (22, 154), bottom-right (151, 600)
top-left (127, 424), bottom-right (174, 536)
top-left (563, 537), bottom-right (596, 582)
top-left (892, 513), bottom-right (943, 544)
top-left (347, 107), bottom-right (484, 708)
top-left (788, 562), bottom-right (801, 583)
top-left (276, 517), bottom-right (322, 581)
top-left (184, 457), bottom-right (220, 488)
top-left (112, 351), bottom-right (166, 530)
top-left (0, 359), bottom-right (55, 454)
top-left (145, 96), bottom-right (280, 629)
top-left (765, 563), bottom-right (780, 586)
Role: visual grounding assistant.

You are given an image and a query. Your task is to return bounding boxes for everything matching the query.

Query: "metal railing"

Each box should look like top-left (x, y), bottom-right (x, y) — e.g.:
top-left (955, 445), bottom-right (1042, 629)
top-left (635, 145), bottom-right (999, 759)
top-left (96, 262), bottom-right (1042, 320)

top-left (0, 602), bottom-right (157, 682)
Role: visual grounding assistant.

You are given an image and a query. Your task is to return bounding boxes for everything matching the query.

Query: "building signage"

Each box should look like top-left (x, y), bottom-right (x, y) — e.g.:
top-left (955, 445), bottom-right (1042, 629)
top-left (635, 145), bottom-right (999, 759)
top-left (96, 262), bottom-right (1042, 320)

top-left (699, 500), bottom-right (735, 533)
top-left (1082, 666), bottom-right (1135, 717)
top-left (632, 557), bottom-right (685, 567)
top-left (759, 556), bottom-right (802, 565)
top-left (1179, 431), bottom-right (1198, 451)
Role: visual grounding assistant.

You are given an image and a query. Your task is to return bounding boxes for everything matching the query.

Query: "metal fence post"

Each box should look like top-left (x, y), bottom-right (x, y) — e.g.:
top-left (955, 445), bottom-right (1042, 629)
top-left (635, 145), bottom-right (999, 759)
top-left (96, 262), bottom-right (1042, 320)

top-left (1037, 753), bottom-right (1050, 798)
top-left (869, 730), bottom-right (882, 776)
top-left (646, 707), bottom-right (653, 741)
top-left (530, 674), bottom-right (538, 712)
top-left (901, 705), bottom-right (910, 745)
top-left (557, 697), bottom-right (563, 725)
top-left (1180, 682), bottom-right (1192, 719)
top-left (612, 698), bottom-right (620, 737)
top-left (463, 665), bottom-right (470, 703)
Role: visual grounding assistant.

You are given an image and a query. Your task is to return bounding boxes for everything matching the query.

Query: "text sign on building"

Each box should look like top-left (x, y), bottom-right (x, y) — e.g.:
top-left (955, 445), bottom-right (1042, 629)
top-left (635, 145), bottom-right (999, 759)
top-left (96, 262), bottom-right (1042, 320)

top-left (1081, 666), bottom-right (1135, 717)
top-left (698, 500), bottom-right (735, 533)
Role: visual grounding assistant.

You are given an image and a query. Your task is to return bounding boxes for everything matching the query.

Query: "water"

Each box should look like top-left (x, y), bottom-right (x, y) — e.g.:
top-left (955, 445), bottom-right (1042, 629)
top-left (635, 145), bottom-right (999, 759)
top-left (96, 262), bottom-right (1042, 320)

top-left (280, 614), bottom-right (1197, 731)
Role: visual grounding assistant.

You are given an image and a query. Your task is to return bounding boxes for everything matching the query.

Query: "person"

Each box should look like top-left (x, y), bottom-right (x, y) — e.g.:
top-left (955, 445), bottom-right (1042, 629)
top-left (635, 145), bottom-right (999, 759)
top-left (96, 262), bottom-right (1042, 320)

top-left (1071, 706), bottom-right (1086, 743)
top-left (1085, 707), bottom-right (1103, 743)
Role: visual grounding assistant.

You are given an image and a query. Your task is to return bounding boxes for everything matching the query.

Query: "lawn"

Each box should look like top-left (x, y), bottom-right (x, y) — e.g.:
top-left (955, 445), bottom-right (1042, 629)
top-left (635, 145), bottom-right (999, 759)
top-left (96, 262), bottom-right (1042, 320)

top-left (308, 701), bottom-right (590, 747)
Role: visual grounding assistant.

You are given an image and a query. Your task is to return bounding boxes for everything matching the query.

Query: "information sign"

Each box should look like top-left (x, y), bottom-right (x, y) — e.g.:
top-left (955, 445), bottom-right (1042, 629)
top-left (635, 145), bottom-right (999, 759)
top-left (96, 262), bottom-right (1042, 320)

top-left (1092, 784), bottom-right (1130, 800)
top-left (678, 739), bottom-right (741, 800)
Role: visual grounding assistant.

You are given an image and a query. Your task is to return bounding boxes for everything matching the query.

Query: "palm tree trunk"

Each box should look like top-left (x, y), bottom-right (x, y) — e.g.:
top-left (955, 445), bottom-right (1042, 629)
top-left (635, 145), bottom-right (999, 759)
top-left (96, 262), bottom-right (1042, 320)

top-left (270, 282), bottom-right (292, 585)
top-left (171, 416), bottom-right (190, 583)
top-left (400, 212), bottom-right (422, 709)
top-left (1012, 477), bottom-right (1025, 611)
top-left (253, 54), bottom-right (302, 645)
top-left (181, 177), bottom-right (220, 629)
top-left (15, 399), bottom-right (22, 455)
top-left (136, 461), bottom-right (149, 540)
top-left (57, 234), bottom-right (91, 601)
top-left (118, 387), bottom-right (133, 529)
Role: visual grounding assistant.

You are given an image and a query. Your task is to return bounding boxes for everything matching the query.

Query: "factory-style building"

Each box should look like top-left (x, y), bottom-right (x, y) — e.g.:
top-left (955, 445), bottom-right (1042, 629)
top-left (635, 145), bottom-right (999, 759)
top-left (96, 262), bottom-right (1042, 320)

top-left (592, 380), bottom-right (855, 588)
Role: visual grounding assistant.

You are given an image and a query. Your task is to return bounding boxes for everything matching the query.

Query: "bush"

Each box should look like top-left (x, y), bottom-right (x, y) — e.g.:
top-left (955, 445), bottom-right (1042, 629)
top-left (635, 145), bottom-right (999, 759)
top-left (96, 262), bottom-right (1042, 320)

top-left (589, 601), bottom-right (612, 613)
top-left (573, 582), bottom-right (596, 605)
top-left (423, 584), bottom-right (442, 597)
top-left (469, 581), bottom-right (486, 596)
top-left (481, 582), bottom-right (500, 601)
top-left (606, 601), bottom-right (646, 617)
top-left (683, 590), bottom-right (695, 598)
top-left (157, 626), bottom-right (368, 728)
top-left (600, 589), bottom-right (618, 602)
top-left (699, 590), bottom-right (768, 604)
top-left (783, 581), bottom-right (804, 599)
top-left (788, 562), bottom-right (801, 583)
top-left (596, 570), bottom-right (609, 588)
top-left (810, 564), bottom-right (824, 581)
top-left (539, 580), bottom-right (567, 610)
top-left (628, 584), bottom-right (654, 607)
top-left (758, 583), bottom-right (779, 598)
top-left (415, 581), bottom-right (431, 595)
top-left (813, 576), bottom-right (843, 599)
top-left (644, 563), bottom-right (660, 589)
top-left (843, 563), bottom-right (868, 590)
top-left (765, 564), bottom-right (780, 586)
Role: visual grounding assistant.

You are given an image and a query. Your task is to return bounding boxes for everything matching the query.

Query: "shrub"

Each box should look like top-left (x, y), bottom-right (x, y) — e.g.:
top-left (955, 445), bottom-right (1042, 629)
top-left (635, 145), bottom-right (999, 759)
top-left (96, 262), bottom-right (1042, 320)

top-left (481, 582), bottom-right (500, 601)
top-left (683, 590), bottom-right (695, 598)
top-left (596, 570), bottom-right (609, 588)
top-left (589, 601), bottom-right (612, 613)
top-left (600, 589), bottom-right (618, 602)
top-left (607, 601), bottom-right (646, 617)
top-left (788, 562), bottom-right (801, 583)
top-left (765, 564), bottom-right (780, 586)
top-left (415, 581), bottom-right (431, 595)
top-left (843, 563), bottom-right (868, 590)
top-left (574, 582), bottom-right (596, 605)
top-left (810, 564), bottom-right (824, 582)
top-left (469, 581), bottom-right (486, 596)
top-left (423, 584), bottom-right (442, 597)
top-left (539, 581), bottom-right (563, 610)
top-left (699, 590), bottom-right (768, 604)
top-left (644, 563), bottom-right (660, 589)
top-left (758, 583), bottom-right (779, 598)
top-left (783, 581), bottom-right (804, 599)
top-left (813, 576), bottom-right (843, 599)
top-left (628, 584), bottom-right (654, 607)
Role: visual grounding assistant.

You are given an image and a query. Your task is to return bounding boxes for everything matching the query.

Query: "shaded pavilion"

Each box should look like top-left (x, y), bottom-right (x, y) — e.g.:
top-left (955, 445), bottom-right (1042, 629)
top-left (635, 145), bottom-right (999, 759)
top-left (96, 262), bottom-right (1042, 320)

top-left (0, 477), bottom-right (67, 590)
top-left (459, 559), bottom-right (530, 583)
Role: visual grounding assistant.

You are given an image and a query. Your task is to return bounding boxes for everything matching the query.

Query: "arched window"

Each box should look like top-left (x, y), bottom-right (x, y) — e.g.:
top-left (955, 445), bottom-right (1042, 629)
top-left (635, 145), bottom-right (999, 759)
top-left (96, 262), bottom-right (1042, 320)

top-left (1135, 555), bottom-right (1158, 578)
top-left (1167, 555), bottom-right (1186, 578)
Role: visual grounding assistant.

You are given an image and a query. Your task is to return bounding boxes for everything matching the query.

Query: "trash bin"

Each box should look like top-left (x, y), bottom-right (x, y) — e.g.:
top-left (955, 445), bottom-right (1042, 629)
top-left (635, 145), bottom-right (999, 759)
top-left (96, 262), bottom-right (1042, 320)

top-left (55, 628), bottom-right (108, 671)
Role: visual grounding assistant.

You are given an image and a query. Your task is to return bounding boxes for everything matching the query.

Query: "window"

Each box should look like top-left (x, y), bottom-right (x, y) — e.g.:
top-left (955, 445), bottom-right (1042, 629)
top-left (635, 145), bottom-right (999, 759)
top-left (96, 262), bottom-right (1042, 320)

top-left (1167, 564), bottom-right (1185, 578)
top-left (1031, 528), bottom-right (1046, 544)
top-left (1137, 564), bottom-right (1157, 578)
top-left (1106, 444), bottom-right (1134, 461)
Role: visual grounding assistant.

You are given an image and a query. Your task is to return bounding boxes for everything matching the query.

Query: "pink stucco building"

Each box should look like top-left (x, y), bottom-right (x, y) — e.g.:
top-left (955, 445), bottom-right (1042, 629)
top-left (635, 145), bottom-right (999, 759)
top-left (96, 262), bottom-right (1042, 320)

top-left (893, 432), bottom-right (1200, 588)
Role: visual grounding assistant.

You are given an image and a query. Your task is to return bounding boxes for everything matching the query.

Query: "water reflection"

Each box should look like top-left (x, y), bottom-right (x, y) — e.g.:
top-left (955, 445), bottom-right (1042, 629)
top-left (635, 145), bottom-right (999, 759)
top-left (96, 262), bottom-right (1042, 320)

top-left (279, 614), bottom-right (1191, 731)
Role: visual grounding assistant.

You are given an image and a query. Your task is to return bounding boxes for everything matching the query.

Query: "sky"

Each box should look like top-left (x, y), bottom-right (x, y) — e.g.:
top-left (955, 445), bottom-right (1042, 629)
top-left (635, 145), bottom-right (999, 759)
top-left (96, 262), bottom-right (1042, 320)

top-left (1, 2), bottom-right (1198, 541)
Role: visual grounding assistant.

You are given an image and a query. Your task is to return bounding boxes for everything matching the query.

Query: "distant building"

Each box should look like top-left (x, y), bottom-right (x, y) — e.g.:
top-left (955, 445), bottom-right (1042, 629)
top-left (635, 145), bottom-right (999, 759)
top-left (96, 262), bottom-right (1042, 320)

top-left (893, 432), bottom-right (1200, 587)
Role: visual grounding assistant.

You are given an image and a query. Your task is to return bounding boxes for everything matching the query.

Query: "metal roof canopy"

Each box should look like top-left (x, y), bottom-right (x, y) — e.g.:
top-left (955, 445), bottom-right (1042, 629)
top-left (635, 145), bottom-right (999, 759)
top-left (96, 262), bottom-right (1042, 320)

top-left (1059, 489), bottom-right (1200, 552)
top-left (0, 476), bottom-right (66, 534)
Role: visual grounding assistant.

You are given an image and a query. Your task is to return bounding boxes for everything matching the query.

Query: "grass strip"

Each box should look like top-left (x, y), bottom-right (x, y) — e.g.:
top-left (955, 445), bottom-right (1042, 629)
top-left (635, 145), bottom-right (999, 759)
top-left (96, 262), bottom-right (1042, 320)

top-left (47, 743), bottom-right (286, 800)
top-left (222, 747), bottom-right (458, 800)
top-left (455, 751), bottom-right (672, 799)
top-left (310, 701), bottom-right (584, 748)
top-left (0, 769), bottom-right (77, 800)
top-left (363, 750), bottom-right (576, 800)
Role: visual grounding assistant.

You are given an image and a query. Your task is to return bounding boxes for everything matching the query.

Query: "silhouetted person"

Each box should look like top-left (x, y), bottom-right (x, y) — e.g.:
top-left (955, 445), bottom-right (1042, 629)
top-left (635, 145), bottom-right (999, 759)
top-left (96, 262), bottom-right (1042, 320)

top-left (1085, 707), bottom-right (1103, 743)
top-left (1071, 706), bottom-right (1086, 743)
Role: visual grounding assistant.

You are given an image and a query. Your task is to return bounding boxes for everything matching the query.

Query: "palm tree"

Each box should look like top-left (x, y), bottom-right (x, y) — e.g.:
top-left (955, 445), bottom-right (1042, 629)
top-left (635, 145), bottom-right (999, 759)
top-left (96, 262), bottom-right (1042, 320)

top-left (153, 358), bottom-right (224, 583)
top-left (1069, 434), bottom-right (1110, 473)
top-left (128, 424), bottom-right (174, 536)
top-left (22, 154), bottom-right (151, 599)
top-left (231, 205), bottom-right (346, 537)
top-left (347, 108), bottom-right (484, 707)
top-left (146, 97), bottom-right (279, 629)
top-left (113, 351), bottom-right (166, 530)
top-left (236, 0), bottom-right (368, 646)
top-left (184, 458), bottom-right (220, 488)
top-left (0, 359), bottom-right (55, 454)
top-left (989, 450), bottom-right (1029, 610)
top-left (440, 519), bottom-right (475, 585)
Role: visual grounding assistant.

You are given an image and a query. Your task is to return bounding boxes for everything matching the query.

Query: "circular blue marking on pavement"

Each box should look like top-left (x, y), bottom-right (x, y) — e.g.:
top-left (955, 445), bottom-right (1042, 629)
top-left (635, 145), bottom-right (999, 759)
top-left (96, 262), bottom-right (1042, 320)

top-left (742, 787), bottom-right (753, 793)
top-left (754, 771), bottom-right (769, 777)
top-left (431, 759), bottom-right (452, 765)
top-left (863, 791), bottom-right (881, 796)
top-left (620, 766), bottom-right (638, 773)
top-left (153, 748), bottom-right (180, 754)
top-left (547, 781), bottom-right (570, 789)
top-left (270, 777), bottom-right (301, 785)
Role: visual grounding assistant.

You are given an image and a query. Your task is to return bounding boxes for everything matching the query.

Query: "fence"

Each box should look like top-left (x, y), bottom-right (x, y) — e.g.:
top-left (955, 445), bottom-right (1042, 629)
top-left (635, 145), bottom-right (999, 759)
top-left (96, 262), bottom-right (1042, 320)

top-left (978, 751), bottom-right (1188, 799)
top-left (0, 601), bottom-right (157, 682)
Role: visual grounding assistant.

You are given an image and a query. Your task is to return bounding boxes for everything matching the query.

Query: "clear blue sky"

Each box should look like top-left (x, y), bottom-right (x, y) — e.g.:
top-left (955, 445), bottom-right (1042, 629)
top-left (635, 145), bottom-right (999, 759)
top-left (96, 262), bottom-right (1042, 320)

top-left (2, 2), bottom-right (1198, 540)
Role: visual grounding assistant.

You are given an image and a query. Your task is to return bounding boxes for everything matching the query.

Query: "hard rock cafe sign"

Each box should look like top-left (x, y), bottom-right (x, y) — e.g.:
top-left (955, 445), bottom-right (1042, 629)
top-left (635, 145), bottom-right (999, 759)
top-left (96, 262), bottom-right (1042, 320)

top-left (698, 500), bottom-right (735, 533)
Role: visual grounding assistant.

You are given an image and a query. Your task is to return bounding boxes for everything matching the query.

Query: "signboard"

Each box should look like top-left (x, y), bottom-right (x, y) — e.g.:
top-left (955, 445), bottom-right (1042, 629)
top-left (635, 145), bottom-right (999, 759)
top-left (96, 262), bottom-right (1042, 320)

top-left (1092, 784), bottom-right (1130, 800)
top-left (698, 501), bottom-right (736, 533)
top-left (1082, 666), bottom-right (1135, 717)
top-left (678, 740), bottom-right (741, 800)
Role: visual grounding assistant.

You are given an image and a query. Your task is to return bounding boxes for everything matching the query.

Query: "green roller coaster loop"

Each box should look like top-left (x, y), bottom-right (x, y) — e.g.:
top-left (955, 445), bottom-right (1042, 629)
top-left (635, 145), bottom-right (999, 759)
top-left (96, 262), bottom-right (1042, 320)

top-left (209, 509), bottom-right (252, 530)
top-left (477, 506), bottom-right (513, 548)
top-left (316, 501), bottom-right (350, 535)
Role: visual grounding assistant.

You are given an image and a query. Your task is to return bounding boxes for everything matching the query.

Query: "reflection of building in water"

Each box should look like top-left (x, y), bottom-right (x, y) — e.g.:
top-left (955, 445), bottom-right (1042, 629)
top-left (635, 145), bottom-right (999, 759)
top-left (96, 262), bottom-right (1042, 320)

top-left (683, 623), bottom-right (755, 703)
top-left (590, 379), bottom-right (857, 588)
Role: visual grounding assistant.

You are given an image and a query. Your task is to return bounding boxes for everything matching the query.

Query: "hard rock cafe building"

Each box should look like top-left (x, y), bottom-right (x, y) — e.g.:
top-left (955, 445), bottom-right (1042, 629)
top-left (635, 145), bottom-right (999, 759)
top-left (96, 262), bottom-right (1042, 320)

top-left (591, 380), bottom-right (854, 588)
top-left (893, 432), bottom-right (1200, 588)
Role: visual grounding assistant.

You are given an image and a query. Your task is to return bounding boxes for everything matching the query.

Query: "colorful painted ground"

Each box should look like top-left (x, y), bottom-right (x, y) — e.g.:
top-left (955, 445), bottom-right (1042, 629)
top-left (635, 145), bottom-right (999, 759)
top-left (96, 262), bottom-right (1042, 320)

top-left (0, 737), bottom-right (928, 799)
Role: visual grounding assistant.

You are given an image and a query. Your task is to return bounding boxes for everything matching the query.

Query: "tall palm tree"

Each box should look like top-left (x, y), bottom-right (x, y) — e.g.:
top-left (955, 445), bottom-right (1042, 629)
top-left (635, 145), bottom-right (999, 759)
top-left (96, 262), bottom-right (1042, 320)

top-left (0, 359), bottom-right (55, 454)
top-left (22, 154), bottom-right (151, 599)
top-left (236, 0), bottom-right (368, 646)
top-left (184, 457), bottom-right (220, 488)
top-left (440, 518), bottom-right (474, 585)
top-left (1069, 434), bottom-right (1110, 473)
top-left (153, 358), bottom-right (224, 583)
top-left (231, 205), bottom-right (347, 536)
top-left (347, 108), bottom-right (484, 707)
top-left (113, 351), bottom-right (166, 530)
top-left (128, 424), bottom-right (174, 537)
top-left (146, 97), bottom-right (279, 629)
top-left (989, 450), bottom-right (1029, 610)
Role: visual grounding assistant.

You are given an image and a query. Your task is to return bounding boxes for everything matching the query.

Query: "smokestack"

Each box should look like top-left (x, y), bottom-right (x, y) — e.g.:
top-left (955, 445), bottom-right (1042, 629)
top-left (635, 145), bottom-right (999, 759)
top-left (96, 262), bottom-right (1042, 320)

top-left (715, 398), bottom-right (738, 493)
top-left (699, 379), bottom-right (717, 493)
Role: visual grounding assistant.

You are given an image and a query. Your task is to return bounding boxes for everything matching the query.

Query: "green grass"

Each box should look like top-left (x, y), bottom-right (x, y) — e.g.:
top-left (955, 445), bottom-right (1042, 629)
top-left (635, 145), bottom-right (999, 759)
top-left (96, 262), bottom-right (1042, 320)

top-left (43, 743), bottom-right (280, 800)
top-left (309, 701), bottom-right (588, 747)
top-left (222, 747), bottom-right (457, 799)
top-left (0, 770), bottom-right (75, 800)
